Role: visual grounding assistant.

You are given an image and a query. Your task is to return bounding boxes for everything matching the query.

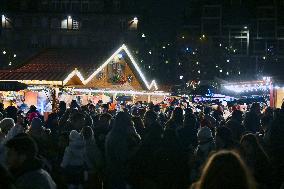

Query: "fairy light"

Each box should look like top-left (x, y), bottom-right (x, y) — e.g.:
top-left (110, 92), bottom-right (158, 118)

top-left (63, 44), bottom-right (158, 90)
top-left (71, 88), bottom-right (169, 96)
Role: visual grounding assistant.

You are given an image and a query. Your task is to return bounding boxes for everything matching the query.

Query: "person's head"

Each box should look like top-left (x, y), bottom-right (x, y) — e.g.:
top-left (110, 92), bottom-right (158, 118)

top-left (0, 118), bottom-right (15, 135)
top-left (132, 116), bottom-right (145, 130)
top-left (5, 136), bottom-right (38, 170)
top-left (231, 110), bottom-right (243, 123)
top-left (197, 127), bottom-right (213, 144)
top-left (16, 112), bottom-right (25, 125)
top-left (184, 108), bottom-right (193, 115)
top-left (81, 126), bottom-right (94, 141)
top-left (215, 126), bottom-right (234, 150)
top-left (153, 105), bottom-right (161, 113)
top-left (171, 107), bottom-right (183, 124)
top-left (70, 100), bottom-right (79, 109)
top-left (99, 113), bottom-right (112, 127)
top-left (183, 113), bottom-right (197, 129)
top-left (204, 107), bottom-right (212, 115)
top-left (30, 117), bottom-right (43, 130)
top-left (240, 133), bottom-right (267, 158)
top-left (261, 115), bottom-right (272, 132)
top-left (29, 105), bottom-right (37, 112)
top-left (144, 110), bottom-right (158, 128)
top-left (59, 101), bottom-right (66, 112)
top-left (250, 103), bottom-right (260, 114)
top-left (113, 112), bottom-right (133, 133)
top-left (264, 107), bottom-right (273, 117)
top-left (197, 150), bottom-right (255, 189)
top-left (70, 112), bottom-right (86, 131)
top-left (69, 130), bottom-right (83, 144)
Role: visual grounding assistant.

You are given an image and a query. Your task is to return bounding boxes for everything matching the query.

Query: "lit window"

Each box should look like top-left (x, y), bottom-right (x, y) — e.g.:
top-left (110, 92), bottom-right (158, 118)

top-left (1, 15), bottom-right (12, 28)
top-left (61, 16), bottom-right (79, 30)
top-left (129, 17), bottom-right (138, 30)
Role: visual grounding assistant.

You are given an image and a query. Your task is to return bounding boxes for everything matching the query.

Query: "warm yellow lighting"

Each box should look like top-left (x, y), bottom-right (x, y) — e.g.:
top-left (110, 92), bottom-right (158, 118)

top-left (63, 44), bottom-right (159, 90)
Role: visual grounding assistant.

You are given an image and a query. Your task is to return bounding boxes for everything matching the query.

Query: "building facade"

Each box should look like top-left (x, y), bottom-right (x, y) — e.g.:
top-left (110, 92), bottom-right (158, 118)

top-left (177, 0), bottom-right (284, 81)
top-left (0, 0), bottom-right (140, 68)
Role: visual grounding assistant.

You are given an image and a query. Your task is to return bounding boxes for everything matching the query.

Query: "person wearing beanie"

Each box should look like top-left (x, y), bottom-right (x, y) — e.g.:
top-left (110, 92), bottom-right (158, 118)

top-left (5, 136), bottom-right (56, 189)
top-left (61, 130), bottom-right (86, 188)
top-left (192, 127), bottom-right (216, 181)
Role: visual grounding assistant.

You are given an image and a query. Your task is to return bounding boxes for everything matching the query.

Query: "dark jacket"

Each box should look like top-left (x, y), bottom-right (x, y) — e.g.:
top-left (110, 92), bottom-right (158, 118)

top-left (11, 159), bottom-right (56, 189)
top-left (244, 111), bottom-right (261, 133)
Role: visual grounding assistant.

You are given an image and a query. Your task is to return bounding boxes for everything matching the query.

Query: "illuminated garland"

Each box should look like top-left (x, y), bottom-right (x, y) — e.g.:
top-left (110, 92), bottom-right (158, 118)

top-left (62, 44), bottom-right (158, 90)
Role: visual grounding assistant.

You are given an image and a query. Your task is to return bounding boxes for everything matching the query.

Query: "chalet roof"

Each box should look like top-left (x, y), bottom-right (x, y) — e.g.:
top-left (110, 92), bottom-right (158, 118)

top-left (0, 44), bottom-right (158, 90)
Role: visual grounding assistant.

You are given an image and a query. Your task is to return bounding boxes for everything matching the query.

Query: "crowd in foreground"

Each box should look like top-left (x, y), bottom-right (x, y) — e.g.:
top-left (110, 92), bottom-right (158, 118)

top-left (0, 99), bottom-right (284, 189)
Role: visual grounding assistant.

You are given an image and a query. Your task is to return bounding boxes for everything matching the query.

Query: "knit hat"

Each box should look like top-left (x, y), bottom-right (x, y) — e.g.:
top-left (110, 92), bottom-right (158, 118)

top-left (198, 126), bottom-right (213, 143)
top-left (69, 130), bottom-right (82, 142)
top-left (31, 118), bottom-right (43, 130)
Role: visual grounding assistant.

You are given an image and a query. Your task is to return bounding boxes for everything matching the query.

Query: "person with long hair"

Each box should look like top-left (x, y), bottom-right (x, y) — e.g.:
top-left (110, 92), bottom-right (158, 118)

top-left (165, 107), bottom-right (183, 130)
top-left (240, 134), bottom-right (272, 188)
top-left (105, 112), bottom-right (140, 189)
top-left (192, 150), bottom-right (255, 189)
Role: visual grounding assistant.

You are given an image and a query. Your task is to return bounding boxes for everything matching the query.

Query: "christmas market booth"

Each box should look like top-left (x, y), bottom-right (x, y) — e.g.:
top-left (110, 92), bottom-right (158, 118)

top-left (0, 44), bottom-right (169, 113)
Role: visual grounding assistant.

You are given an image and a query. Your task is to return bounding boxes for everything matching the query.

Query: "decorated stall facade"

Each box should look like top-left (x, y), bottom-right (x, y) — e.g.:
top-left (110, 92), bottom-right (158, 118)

top-left (0, 44), bottom-right (169, 111)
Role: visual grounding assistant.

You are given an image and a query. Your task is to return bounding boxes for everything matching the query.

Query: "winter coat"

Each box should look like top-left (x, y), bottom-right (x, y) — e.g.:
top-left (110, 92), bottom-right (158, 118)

top-left (84, 139), bottom-right (104, 172)
top-left (61, 139), bottom-right (86, 168)
top-left (244, 111), bottom-right (261, 133)
top-left (16, 169), bottom-right (56, 189)
top-left (12, 159), bottom-right (56, 189)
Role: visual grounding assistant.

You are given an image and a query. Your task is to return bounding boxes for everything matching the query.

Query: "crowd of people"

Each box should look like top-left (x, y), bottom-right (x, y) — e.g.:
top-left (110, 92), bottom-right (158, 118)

top-left (0, 99), bottom-right (284, 189)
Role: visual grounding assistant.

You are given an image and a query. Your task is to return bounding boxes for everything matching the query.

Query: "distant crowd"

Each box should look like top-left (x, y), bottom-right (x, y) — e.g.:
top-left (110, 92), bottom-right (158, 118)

top-left (0, 99), bottom-right (284, 189)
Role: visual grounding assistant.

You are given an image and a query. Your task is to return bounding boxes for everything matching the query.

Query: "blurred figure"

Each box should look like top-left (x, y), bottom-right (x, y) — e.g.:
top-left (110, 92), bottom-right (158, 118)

top-left (165, 107), bottom-right (183, 130)
top-left (94, 113), bottom-right (112, 153)
top-left (215, 126), bottom-right (237, 150)
top-left (0, 118), bottom-right (15, 142)
top-left (177, 112), bottom-right (198, 151)
top-left (269, 112), bottom-right (284, 189)
top-left (226, 110), bottom-right (245, 142)
top-left (69, 112), bottom-right (86, 132)
top-left (240, 134), bottom-right (272, 188)
top-left (5, 136), bottom-right (56, 189)
top-left (61, 130), bottom-right (86, 189)
top-left (5, 101), bottom-right (17, 122)
top-left (203, 107), bottom-right (216, 132)
top-left (129, 121), bottom-right (163, 189)
top-left (0, 164), bottom-right (16, 189)
top-left (155, 122), bottom-right (190, 189)
top-left (195, 127), bottom-right (215, 162)
top-left (192, 127), bottom-right (215, 182)
top-left (143, 110), bottom-right (158, 133)
top-left (58, 101), bottom-right (67, 119)
top-left (132, 116), bottom-right (145, 138)
top-left (244, 103), bottom-right (261, 133)
top-left (192, 151), bottom-right (255, 189)
top-left (81, 126), bottom-right (103, 189)
top-left (105, 112), bottom-right (140, 189)
top-left (0, 112), bottom-right (3, 121)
